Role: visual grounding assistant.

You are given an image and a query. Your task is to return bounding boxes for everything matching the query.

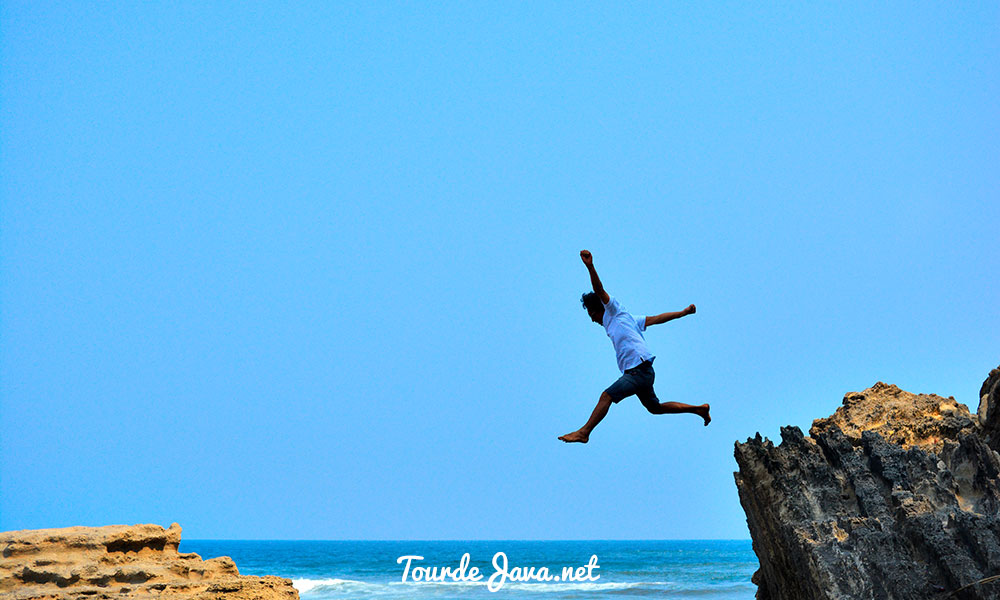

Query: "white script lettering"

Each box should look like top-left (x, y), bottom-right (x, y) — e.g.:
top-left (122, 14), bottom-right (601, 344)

top-left (398, 552), bottom-right (600, 592)
top-left (397, 553), bottom-right (483, 583)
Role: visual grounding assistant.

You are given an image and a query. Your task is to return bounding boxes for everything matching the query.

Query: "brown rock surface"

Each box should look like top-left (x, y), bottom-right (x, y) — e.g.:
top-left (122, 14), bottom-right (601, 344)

top-left (810, 381), bottom-right (978, 453)
top-left (0, 523), bottom-right (299, 600)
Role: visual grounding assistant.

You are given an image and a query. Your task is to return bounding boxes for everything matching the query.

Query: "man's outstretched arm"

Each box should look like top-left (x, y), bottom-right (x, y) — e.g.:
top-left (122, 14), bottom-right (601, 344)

top-left (580, 250), bottom-right (610, 304)
top-left (645, 304), bottom-right (696, 327)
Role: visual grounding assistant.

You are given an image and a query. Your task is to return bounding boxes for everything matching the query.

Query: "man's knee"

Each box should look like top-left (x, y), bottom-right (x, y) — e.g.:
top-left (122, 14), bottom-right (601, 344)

top-left (640, 395), bottom-right (661, 414)
top-left (600, 391), bottom-right (614, 404)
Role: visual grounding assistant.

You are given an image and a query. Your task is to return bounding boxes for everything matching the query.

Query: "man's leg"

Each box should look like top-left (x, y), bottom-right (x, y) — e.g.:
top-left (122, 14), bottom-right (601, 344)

top-left (558, 391), bottom-right (614, 444)
top-left (636, 386), bottom-right (712, 425)
top-left (633, 365), bottom-right (712, 426)
top-left (649, 401), bottom-right (712, 426)
top-left (638, 387), bottom-right (711, 426)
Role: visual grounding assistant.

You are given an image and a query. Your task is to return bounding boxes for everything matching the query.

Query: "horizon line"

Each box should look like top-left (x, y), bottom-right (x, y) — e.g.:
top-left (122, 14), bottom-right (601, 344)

top-left (181, 538), bottom-right (754, 543)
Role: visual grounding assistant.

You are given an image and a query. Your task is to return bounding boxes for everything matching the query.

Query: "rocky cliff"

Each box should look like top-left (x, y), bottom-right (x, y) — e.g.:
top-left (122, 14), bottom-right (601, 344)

top-left (978, 367), bottom-right (1000, 454)
top-left (0, 523), bottom-right (299, 600)
top-left (735, 369), bottom-right (1000, 600)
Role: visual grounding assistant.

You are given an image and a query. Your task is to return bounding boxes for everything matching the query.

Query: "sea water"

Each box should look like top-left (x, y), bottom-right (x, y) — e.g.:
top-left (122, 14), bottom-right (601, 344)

top-left (178, 540), bottom-right (757, 599)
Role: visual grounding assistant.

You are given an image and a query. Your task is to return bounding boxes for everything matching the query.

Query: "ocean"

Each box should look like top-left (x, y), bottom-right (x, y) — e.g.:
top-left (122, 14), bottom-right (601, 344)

top-left (178, 540), bottom-right (758, 599)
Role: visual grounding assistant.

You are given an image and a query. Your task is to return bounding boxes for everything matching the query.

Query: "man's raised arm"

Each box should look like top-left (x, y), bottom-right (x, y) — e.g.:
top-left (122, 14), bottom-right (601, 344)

top-left (645, 304), bottom-right (696, 327)
top-left (580, 250), bottom-right (610, 304)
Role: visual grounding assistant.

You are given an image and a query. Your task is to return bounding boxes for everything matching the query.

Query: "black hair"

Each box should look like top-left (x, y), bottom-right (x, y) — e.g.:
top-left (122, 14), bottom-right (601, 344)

top-left (581, 292), bottom-right (603, 313)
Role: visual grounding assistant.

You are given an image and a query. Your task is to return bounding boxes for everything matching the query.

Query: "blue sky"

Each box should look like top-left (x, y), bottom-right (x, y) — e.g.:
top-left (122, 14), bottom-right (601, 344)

top-left (2, 2), bottom-right (997, 540)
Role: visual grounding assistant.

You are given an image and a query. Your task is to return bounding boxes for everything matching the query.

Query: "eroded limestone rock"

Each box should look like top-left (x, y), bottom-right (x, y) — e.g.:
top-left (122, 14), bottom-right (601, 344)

top-left (0, 523), bottom-right (298, 600)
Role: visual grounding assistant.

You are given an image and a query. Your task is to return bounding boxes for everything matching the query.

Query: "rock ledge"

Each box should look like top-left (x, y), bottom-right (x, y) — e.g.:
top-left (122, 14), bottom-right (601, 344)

top-left (0, 523), bottom-right (299, 600)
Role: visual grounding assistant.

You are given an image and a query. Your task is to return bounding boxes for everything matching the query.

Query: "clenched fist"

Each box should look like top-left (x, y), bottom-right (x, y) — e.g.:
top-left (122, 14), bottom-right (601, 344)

top-left (580, 250), bottom-right (593, 266)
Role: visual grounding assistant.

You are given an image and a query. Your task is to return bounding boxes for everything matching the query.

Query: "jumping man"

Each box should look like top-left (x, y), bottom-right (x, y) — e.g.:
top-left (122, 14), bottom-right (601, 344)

top-left (558, 250), bottom-right (711, 444)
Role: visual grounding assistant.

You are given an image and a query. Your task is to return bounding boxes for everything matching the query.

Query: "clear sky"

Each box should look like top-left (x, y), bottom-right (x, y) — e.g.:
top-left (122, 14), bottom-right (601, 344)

top-left (1, 2), bottom-right (997, 540)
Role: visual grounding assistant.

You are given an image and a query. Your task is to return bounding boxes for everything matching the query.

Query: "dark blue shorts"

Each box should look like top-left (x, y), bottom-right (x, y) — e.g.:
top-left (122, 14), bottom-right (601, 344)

top-left (604, 359), bottom-right (659, 410)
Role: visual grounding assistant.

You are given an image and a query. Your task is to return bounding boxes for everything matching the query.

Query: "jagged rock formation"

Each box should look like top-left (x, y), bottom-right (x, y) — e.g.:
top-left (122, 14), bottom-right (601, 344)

top-left (735, 369), bottom-right (1000, 600)
top-left (978, 367), bottom-right (1000, 453)
top-left (0, 523), bottom-right (299, 600)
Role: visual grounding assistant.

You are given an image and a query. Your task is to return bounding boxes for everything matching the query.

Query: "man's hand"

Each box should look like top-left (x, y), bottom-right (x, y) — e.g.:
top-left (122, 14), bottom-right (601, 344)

top-left (580, 250), bottom-right (608, 303)
top-left (686, 304), bottom-right (696, 315)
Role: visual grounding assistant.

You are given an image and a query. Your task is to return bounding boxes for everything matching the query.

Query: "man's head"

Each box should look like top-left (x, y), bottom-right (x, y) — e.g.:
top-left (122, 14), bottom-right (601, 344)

top-left (581, 292), bottom-right (604, 324)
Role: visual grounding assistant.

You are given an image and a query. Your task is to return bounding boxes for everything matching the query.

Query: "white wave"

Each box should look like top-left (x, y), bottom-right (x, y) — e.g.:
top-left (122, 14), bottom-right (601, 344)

top-left (493, 580), bottom-right (666, 592)
top-left (292, 578), bottom-right (368, 594)
top-left (295, 576), bottom-right (683, 595)
top-left (386, 579), bottom-right (675, 591)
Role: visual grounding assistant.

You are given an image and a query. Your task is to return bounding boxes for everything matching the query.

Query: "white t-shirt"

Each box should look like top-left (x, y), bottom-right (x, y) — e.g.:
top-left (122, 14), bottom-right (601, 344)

top-left (602, 296), bottom-right (654, 372)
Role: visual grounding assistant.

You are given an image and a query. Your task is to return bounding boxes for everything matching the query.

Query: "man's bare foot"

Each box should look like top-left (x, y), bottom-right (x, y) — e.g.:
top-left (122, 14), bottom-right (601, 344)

top-left (697, 404), bottom-right (711, 426)
top-left (558, 430), bottom-right (590, 443)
